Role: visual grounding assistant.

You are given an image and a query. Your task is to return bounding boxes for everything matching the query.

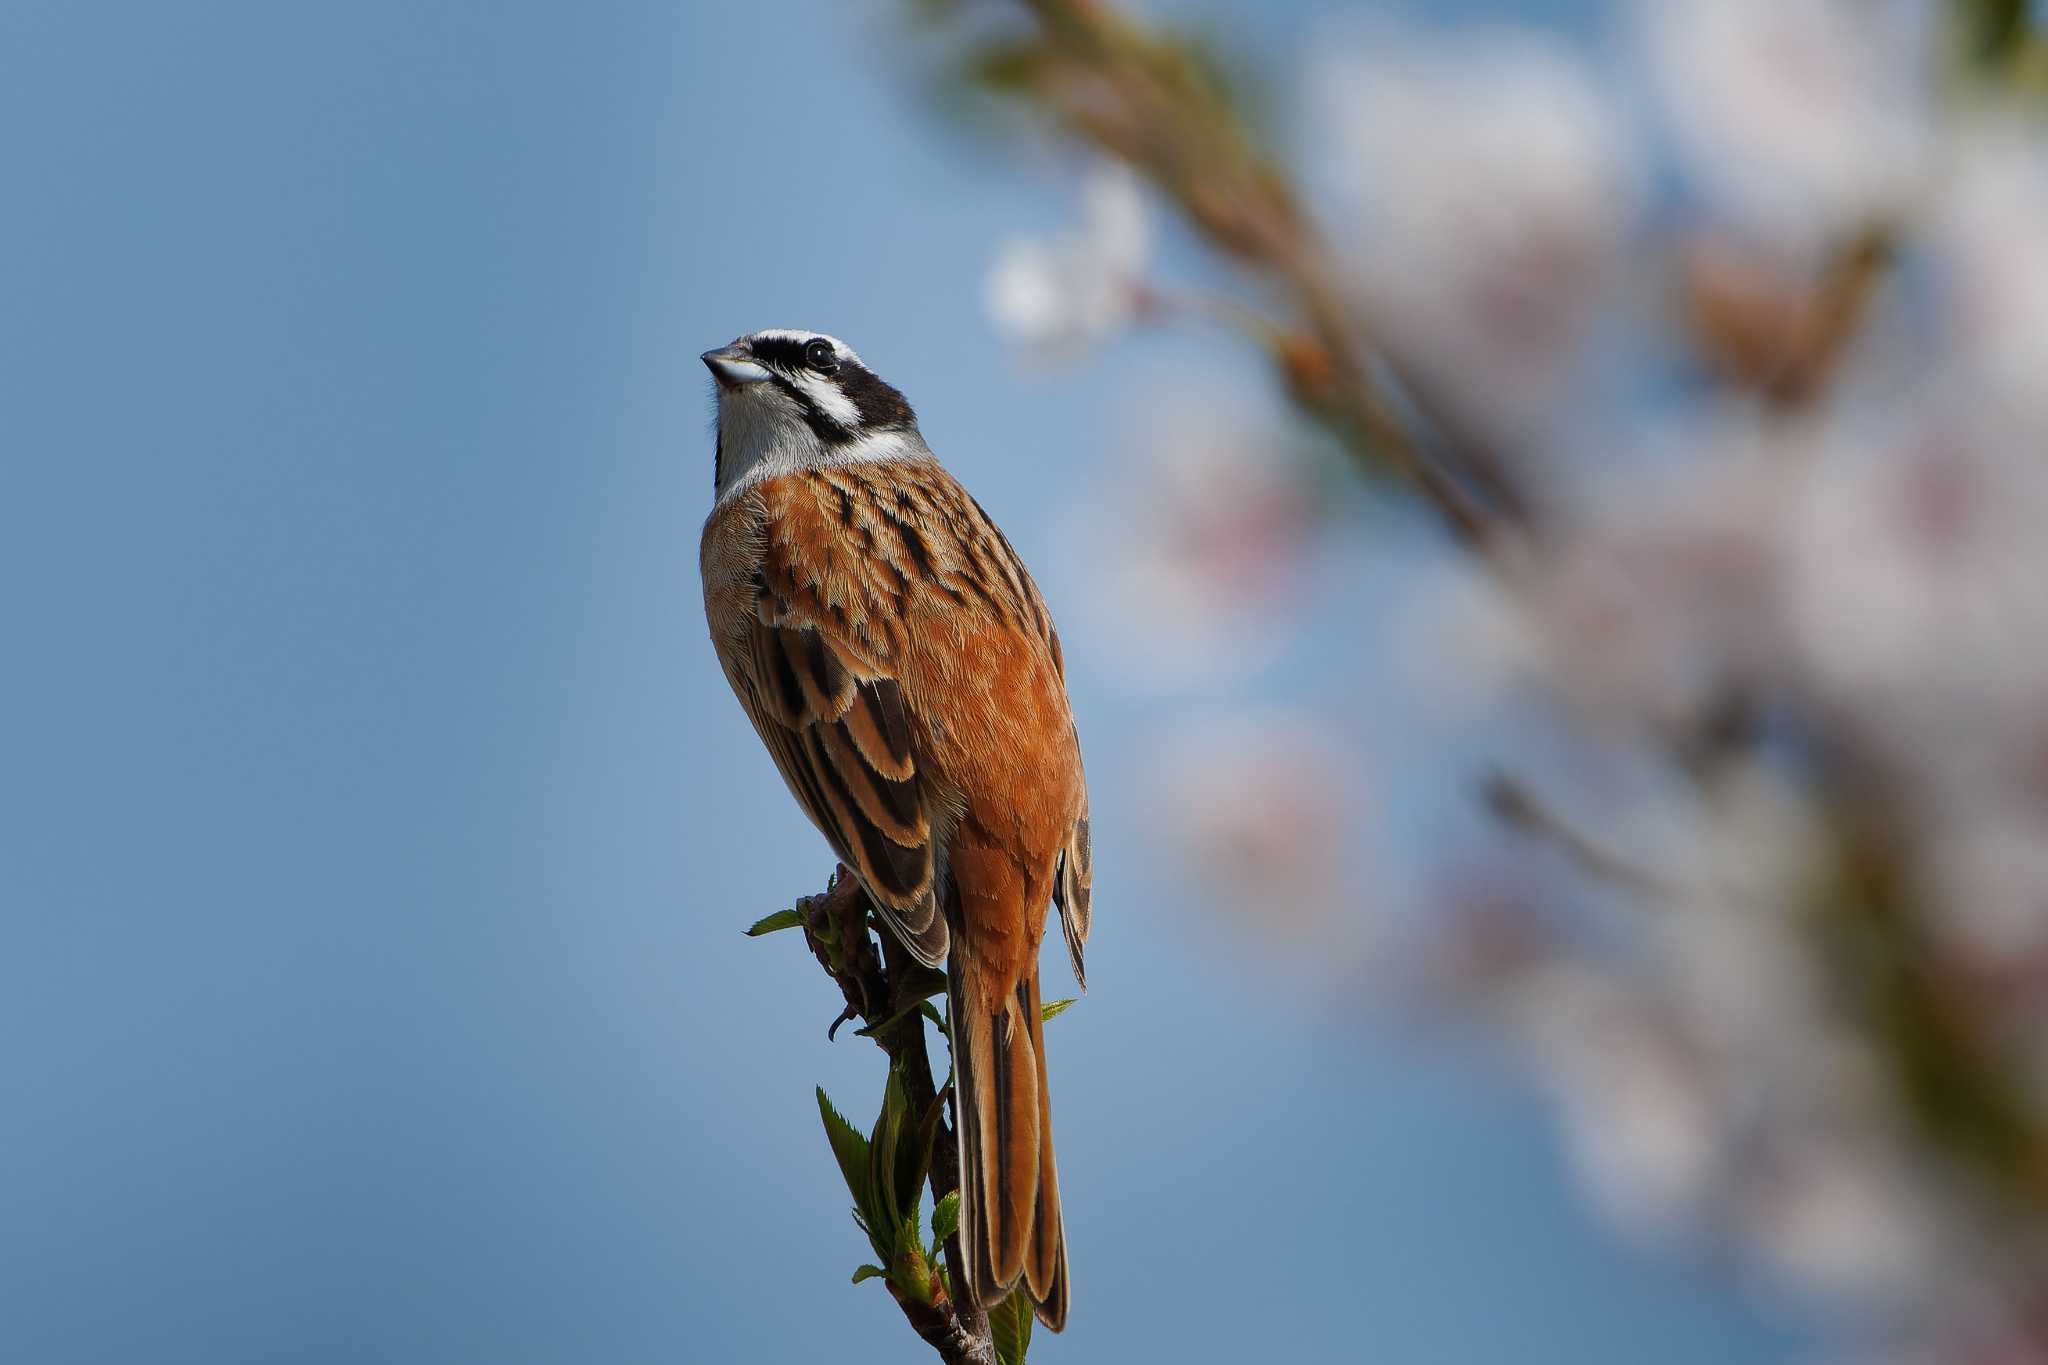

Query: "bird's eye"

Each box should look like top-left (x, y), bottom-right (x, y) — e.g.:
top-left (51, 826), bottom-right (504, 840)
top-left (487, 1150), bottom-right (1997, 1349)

top-left (804, 339), bottom-right (838, 372)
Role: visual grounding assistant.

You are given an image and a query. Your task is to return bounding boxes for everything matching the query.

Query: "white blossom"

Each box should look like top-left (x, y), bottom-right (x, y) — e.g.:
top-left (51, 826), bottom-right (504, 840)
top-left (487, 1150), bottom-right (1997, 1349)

top-left (1734, 1134), bottom-right (1935, 1300)
top-left (1639, 0), bottom-right (1935, 251)
top-left (1787, 400), bottom-right (2048, 793)
top-left (1141, 707), bottom-right (1351, 936)
top-left (1309, 29), bottom-right (1635, 447)
top-left (984, 162), bottom-right (1151, 358)
top-left (1066, 381), bottom-right (1314, 686)
top-left (1921, 805), bottom-right (2048, 979)
top-left (1514, 967), bottom-right (1721, 1237)
top-left (1928, 122), bottom-right (2048, 438)
top-left (1514, 423), bottom-right (1797, 734)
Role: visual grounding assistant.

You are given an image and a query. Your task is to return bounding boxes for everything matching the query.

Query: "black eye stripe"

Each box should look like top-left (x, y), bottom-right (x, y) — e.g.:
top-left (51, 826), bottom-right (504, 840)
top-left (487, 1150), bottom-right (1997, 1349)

top-left (747, 334), bottom-right (841, 374)
top-left (747, 334), bottom-right (813, 370)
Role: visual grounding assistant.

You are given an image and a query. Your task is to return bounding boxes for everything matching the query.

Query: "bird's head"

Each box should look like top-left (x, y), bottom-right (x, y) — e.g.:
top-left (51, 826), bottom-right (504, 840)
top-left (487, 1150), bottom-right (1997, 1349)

top-left (702, 329), bottom-right (921, 499)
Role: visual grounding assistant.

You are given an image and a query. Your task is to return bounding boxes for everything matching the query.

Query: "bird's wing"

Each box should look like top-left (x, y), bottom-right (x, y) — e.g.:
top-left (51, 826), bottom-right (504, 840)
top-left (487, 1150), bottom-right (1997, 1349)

top-left (1052, 805), bottom-right (1092, 989)
top-left (731, 555), bottom-right (949, 968)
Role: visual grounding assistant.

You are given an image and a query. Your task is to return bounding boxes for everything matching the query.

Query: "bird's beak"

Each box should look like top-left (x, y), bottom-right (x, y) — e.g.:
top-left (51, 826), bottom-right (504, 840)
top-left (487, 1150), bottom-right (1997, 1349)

top-left (702, 346), bottom-right (772, 391)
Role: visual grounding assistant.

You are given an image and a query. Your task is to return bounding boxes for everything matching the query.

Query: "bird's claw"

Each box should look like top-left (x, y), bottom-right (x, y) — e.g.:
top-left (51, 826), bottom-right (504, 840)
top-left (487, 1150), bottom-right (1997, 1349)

top-left (805, 864), bottom-right (884, 1041)
top-left (826, 1001), bottom-right (861, 1041)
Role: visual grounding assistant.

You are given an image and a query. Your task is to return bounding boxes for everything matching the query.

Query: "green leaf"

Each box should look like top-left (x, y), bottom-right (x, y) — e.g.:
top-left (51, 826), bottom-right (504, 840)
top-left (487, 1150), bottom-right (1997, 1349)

top-left (745, 906), bottom-right (804, 937)
top-left (989, 1290), bottom-right (1034, 1365)
top-left (851, 1263), bottom-right (887, 1285)
top-left (854, 989), bottom-right (940, 1040)
top-left (920, 1000), bottom-right (949, 1038)
top-left (1040, 997), bottom-right (1077, 1023)
top-left (868, 1065), bottom-right (912, 1234)
top-left (930, 1190), bottom-right (959, 1246)
top-left (817, 1087), bottom-right (874, 1216)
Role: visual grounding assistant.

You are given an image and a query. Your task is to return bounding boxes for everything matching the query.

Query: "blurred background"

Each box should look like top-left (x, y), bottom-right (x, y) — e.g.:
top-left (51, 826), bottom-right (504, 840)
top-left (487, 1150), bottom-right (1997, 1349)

top-left (12, 0), bottom-right (2044, 1361)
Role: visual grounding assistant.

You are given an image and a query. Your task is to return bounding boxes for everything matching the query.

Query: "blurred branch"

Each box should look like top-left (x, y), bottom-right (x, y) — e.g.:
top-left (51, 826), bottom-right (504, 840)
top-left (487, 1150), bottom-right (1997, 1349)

top-left (1955, 0), bottom-right (2032, 72)
top-left (799, 869), bottom-right (995, 1365)
top-left (1809, 803), bottom-right (2048, 1215)
top-left (982, 0), bottom-right (1501, 544)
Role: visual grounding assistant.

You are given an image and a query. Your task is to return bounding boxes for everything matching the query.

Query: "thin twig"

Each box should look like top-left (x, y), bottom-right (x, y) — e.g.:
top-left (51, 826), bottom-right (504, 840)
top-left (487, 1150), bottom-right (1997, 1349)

top-left (1482, 772), bottom-right (1677, 905)
top-left (1762, 226), bottom-right (1894, 410)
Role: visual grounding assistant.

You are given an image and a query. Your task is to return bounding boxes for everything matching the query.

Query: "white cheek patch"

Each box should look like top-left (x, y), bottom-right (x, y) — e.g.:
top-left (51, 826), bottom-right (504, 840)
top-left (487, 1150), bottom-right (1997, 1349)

top-left (788, 370), bottom-right (860, 430)
top-left (836, 430), bottom-right (928, 466)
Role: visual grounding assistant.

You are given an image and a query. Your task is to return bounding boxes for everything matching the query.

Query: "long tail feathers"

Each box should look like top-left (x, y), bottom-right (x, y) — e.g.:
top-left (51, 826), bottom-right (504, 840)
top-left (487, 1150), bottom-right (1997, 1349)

top-left (951, 958), bottom-right (1069, 1331)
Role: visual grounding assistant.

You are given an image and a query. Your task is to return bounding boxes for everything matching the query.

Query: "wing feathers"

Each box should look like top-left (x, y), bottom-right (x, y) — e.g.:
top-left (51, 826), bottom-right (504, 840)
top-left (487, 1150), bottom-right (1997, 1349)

top-left (1052, 812), bottom-right (1093, 989)
top-left (843, 685), bottom-right (915, 781)
top-left (737, 558), bottom-right (949, 965)
top-left (812, 721), bottom-right (923, 844)
top-left (801, 728), bottom-right (927, 900)
top-left (792, 627), bottom-right (854, 718)
top-left (764, 634), bottom-right (808, 722)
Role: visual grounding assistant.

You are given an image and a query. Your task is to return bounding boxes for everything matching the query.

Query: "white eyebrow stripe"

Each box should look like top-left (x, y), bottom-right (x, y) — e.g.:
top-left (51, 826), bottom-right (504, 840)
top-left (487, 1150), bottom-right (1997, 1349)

top-left (789, 370), bottom-right (860, 428)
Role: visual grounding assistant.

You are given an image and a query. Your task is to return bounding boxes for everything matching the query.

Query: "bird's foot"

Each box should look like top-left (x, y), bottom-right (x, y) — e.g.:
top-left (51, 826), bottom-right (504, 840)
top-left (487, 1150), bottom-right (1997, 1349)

top-left (803, 866), bottom-right (882, 1037)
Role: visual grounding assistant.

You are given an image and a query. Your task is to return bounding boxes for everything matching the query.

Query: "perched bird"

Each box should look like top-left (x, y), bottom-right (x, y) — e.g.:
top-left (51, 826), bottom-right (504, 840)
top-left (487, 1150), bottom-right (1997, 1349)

top-left (699, 329), bottom-right (1092, 1330)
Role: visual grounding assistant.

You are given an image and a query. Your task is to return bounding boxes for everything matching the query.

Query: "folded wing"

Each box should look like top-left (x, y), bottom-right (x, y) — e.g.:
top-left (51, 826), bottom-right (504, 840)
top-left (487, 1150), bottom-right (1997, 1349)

top-left (735, 568), bottom-right (949, 967)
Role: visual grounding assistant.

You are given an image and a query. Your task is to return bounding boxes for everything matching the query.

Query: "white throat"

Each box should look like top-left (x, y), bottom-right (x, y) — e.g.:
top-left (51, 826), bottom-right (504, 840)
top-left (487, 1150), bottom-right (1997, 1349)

top-left (713, 396), bottom-right (928, 503)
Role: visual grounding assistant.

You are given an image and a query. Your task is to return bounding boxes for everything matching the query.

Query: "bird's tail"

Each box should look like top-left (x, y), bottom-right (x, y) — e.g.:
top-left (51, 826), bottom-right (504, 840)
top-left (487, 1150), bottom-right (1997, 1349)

top-left (949, 951), bottom-right (1069, 1331)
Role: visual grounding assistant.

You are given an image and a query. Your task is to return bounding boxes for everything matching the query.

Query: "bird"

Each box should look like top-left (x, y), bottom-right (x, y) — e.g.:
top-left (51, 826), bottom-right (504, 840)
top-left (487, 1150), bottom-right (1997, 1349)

top-left (698, 328), bottom-right (1092, 1331)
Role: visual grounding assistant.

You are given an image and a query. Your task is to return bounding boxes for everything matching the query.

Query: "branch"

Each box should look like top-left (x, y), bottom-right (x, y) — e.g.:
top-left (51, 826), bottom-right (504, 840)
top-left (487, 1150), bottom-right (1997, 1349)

top-left (993, 0), bottom-right (1502, 545)
top-left (799, 868), bottom-right (995, 1365)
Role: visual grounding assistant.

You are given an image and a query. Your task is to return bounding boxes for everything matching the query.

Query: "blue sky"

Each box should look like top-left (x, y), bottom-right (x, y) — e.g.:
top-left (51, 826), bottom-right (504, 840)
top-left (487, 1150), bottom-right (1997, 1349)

top-left (1, 2), bottom-right (1819, 1360)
